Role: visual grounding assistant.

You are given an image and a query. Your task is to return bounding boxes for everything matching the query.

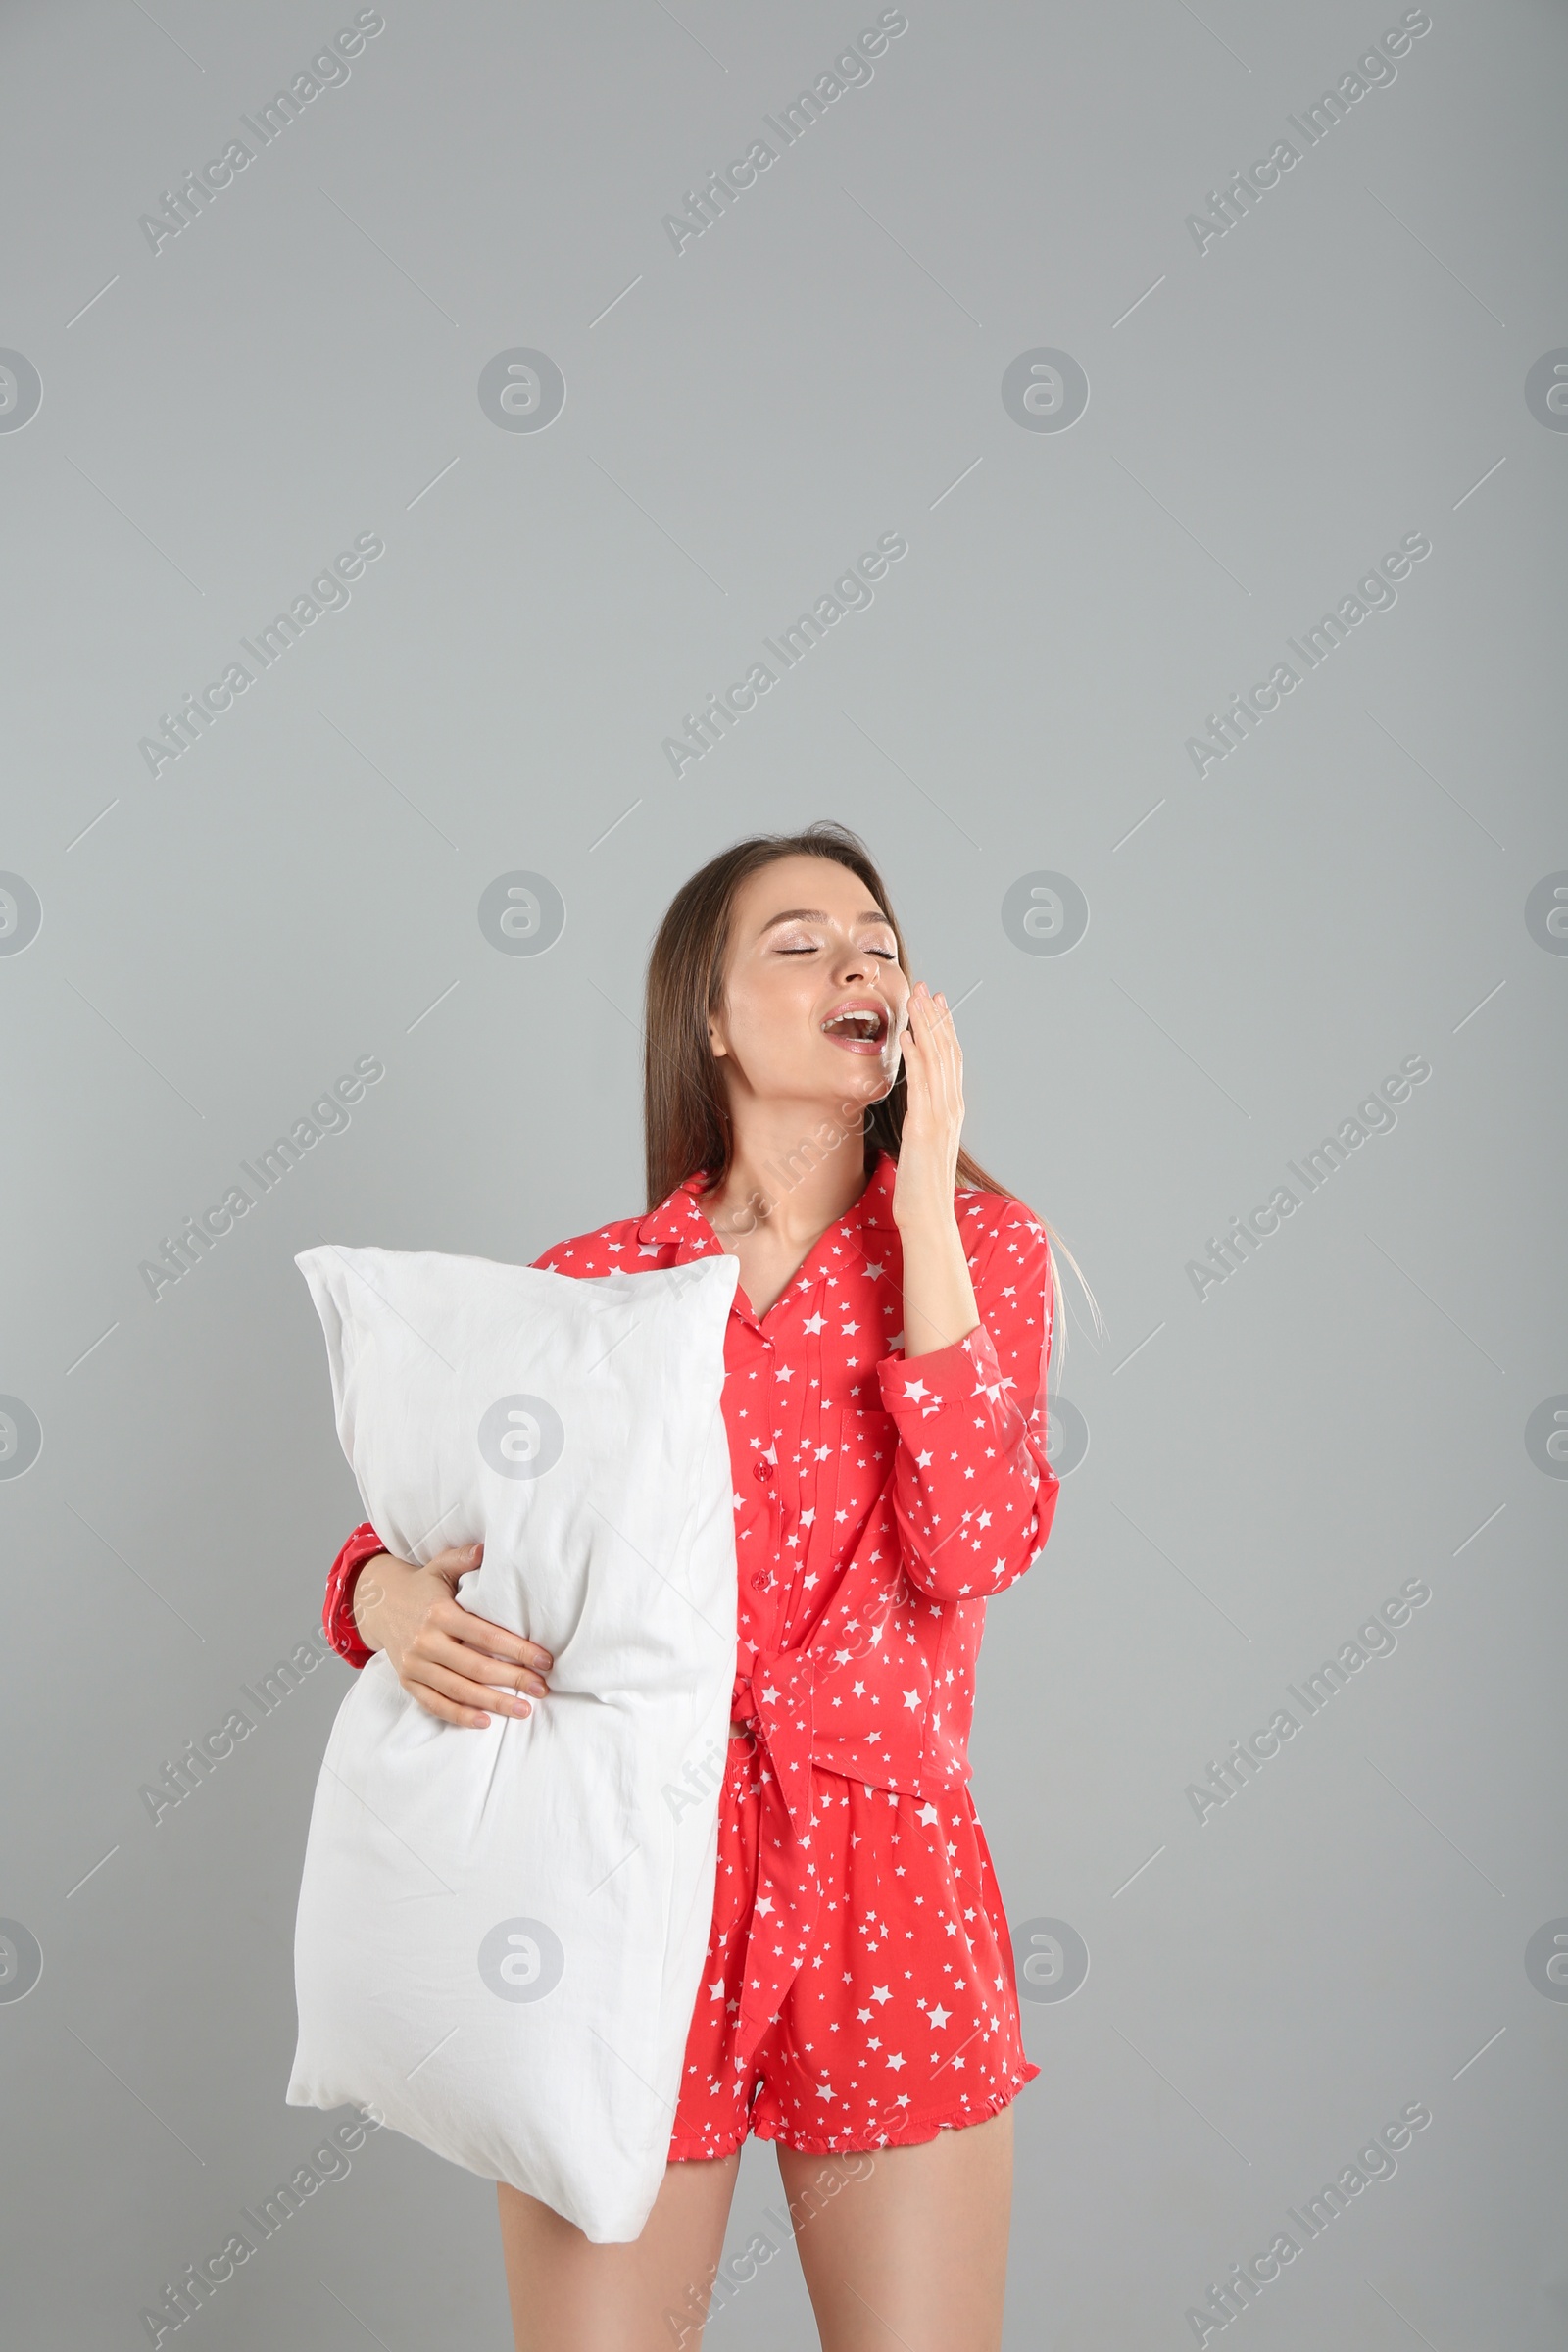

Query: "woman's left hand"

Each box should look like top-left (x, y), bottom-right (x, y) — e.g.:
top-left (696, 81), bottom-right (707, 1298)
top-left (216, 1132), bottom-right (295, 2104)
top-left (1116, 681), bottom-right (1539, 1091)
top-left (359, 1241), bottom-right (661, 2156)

top-left (892, 981), bottom-right (964, 1231)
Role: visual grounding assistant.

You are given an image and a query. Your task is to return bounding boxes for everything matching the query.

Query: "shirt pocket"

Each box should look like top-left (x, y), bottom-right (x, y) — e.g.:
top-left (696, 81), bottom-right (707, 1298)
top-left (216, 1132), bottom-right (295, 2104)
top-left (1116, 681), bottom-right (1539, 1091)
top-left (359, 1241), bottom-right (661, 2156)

top-left (818, 1402), bottom-right (899, 1546)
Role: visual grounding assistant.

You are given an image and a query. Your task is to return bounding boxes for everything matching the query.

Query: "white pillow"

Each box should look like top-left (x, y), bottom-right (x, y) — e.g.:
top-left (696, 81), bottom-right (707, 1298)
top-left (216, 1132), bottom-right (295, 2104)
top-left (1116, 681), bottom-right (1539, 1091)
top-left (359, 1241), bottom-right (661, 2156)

top-left (285, 1243), bottom-right (740, 2244)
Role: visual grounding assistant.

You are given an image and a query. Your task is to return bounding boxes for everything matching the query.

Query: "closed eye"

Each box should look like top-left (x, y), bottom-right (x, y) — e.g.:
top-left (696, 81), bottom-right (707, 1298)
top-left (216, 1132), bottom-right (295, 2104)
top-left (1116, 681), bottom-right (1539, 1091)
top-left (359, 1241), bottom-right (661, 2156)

top-left (778, 944), bottom-right (898, 959)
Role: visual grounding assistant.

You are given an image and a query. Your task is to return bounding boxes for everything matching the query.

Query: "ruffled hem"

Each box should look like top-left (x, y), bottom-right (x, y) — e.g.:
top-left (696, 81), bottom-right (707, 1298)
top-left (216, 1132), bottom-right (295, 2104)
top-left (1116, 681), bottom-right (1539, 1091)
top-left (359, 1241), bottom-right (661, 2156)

top-left (667, 2059), bottom-right (1041, 2163)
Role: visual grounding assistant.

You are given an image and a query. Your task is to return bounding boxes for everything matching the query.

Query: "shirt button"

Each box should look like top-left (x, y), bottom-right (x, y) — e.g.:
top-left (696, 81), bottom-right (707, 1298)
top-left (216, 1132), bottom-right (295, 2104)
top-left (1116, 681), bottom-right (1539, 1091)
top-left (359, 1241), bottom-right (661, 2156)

top-left (753, 1461), bottom-right (772, 1482)
top-left (750, 1571), bottom-right (766, 1590)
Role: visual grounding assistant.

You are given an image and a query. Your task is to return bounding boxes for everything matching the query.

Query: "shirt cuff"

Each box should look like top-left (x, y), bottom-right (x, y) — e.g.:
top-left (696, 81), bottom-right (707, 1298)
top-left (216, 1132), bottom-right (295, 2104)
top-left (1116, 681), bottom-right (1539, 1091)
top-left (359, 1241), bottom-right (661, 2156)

top-left (323, 1521), bottom-right (386, 1670)
top-left (876, 1319), bottom-right (1000, 1419)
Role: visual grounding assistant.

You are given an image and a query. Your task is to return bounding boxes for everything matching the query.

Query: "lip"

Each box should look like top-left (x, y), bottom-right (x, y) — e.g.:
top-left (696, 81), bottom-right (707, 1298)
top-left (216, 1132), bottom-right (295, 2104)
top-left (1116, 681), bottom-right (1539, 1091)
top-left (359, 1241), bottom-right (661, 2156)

top-left (820, 996), bottom-right (890, 1054)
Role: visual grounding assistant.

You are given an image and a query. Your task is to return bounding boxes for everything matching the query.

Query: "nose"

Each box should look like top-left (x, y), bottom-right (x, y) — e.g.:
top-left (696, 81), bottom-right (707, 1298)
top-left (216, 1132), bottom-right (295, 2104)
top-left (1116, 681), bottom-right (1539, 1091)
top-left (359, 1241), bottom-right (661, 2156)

top-left (833, 940), bottom-right (879, 985)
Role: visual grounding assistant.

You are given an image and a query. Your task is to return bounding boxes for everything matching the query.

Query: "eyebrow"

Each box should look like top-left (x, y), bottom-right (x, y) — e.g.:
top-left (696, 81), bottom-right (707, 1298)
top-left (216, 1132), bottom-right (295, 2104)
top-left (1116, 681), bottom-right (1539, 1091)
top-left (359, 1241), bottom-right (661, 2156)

top-left (758, 906), bottom-right (892, 935)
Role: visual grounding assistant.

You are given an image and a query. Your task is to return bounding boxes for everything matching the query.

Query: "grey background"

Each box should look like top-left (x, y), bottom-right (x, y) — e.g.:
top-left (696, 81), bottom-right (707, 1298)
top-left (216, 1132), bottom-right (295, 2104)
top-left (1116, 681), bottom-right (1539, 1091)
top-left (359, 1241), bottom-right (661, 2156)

top-left (2, 0), bottom-right (1564, 2343)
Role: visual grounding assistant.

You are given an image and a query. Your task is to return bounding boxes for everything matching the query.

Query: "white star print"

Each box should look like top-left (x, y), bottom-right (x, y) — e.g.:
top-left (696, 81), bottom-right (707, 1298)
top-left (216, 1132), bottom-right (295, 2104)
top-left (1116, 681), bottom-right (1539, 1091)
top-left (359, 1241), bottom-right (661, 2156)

top-left (340, 1155), bottom-right (1063, 2114)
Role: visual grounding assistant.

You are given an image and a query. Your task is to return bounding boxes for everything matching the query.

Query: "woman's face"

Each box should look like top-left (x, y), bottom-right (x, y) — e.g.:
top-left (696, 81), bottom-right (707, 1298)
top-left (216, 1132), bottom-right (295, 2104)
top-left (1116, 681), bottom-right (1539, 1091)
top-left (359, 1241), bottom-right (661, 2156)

top-left (708, 854), bottom-right (910, 1116)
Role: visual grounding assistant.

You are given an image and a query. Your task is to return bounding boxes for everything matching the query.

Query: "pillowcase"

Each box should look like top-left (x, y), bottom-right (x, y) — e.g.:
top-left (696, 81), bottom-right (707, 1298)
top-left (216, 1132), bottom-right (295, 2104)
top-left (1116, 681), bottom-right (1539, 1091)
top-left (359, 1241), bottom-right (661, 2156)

top-left (285, 1243), bottom-right (740, 2243)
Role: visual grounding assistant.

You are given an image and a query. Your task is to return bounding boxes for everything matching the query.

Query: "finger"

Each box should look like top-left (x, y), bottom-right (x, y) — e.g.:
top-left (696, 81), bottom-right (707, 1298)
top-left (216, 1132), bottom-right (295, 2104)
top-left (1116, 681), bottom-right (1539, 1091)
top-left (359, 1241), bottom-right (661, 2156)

top-left (934, 990), bottom-right (960, 1050)
top-left (914, 983), bottom-right (953, 1060)
top-left (406, 1683), bottom-right (494, 1731)
top-left (409, 1657), bottom-right (535, 1722)
top-left (430, 1595), bottom-right (553, 1672)
top-left (925, 989), bottom-right (962, 1086)
top-left (417, 1630), bottom-right (550, 1699)
top-left (428, 1541), bottom-right (483, 1589)
top-left (933, 1013), bottom-right (962, 1099)
top-left (922, 985), bottom-right (956, 1051)
top-left (907, 988), bottom-right (954, 1091)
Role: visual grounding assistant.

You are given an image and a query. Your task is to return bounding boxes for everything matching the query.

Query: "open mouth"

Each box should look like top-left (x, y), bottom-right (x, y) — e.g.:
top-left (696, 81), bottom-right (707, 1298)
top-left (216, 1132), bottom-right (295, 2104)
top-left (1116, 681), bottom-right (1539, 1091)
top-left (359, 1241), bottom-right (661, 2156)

top-left (821, 1004), bottom-right (889, 1053)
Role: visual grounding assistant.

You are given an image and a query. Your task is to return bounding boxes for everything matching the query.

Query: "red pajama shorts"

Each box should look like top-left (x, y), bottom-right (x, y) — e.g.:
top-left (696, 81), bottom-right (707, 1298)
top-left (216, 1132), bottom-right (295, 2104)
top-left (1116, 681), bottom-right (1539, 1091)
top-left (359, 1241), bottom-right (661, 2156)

top-left (666, 1731), bottom-right (1040, 2160)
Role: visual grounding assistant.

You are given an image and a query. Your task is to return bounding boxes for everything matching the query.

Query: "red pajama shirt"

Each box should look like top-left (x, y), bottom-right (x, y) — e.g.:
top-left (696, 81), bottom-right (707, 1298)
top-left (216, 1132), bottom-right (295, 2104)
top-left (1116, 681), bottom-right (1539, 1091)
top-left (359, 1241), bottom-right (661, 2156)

top-left (322, 1151), bottom-right (1061, 2158)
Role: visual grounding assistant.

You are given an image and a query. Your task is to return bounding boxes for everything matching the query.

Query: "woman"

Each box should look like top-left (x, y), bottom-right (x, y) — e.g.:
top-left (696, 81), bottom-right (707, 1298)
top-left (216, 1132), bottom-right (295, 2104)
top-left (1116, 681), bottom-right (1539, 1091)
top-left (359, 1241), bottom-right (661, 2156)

top-left (321, 822), bottom-right (1080, 2351)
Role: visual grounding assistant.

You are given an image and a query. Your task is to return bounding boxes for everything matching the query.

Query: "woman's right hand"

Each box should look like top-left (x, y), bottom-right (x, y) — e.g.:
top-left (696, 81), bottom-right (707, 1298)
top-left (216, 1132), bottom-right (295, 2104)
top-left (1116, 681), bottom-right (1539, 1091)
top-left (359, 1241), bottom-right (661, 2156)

top-left (350, 1543), bottom-right (553, 1730)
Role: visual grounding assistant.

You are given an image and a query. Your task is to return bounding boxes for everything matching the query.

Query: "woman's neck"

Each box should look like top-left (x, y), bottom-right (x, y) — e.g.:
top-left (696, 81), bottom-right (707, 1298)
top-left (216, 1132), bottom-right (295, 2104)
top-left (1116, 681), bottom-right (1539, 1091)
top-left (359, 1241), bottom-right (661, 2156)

top-left (702, 1102), bottom-right (873, 1249)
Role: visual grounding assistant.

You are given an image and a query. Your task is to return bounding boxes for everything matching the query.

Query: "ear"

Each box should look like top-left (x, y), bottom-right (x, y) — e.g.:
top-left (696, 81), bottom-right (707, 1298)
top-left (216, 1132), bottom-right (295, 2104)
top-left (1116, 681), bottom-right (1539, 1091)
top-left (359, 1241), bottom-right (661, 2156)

top-left (707, 1011), bottom-right (728, 1059)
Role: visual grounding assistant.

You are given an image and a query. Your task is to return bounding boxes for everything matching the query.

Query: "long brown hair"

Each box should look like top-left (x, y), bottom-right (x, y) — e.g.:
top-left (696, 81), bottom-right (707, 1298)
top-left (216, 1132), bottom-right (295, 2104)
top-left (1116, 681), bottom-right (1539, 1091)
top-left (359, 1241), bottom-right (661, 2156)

top-left (642, 822), bottom-right (1096, 1368)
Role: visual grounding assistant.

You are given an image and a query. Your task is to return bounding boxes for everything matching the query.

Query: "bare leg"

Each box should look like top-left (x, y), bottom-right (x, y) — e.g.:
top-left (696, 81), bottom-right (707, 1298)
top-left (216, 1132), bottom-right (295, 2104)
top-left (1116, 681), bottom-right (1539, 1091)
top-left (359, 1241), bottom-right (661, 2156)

top-left (776, 2104), bottom-right (1014, 2352)
top-left (496, 2153), bottom-right (741, 2352)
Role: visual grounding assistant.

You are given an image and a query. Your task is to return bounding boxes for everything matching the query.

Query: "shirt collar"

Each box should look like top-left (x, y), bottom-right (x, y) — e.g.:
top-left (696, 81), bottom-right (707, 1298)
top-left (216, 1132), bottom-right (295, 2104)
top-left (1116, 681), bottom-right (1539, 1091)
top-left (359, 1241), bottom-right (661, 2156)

top-left (636, 1148), bottom-right (899, 1255)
